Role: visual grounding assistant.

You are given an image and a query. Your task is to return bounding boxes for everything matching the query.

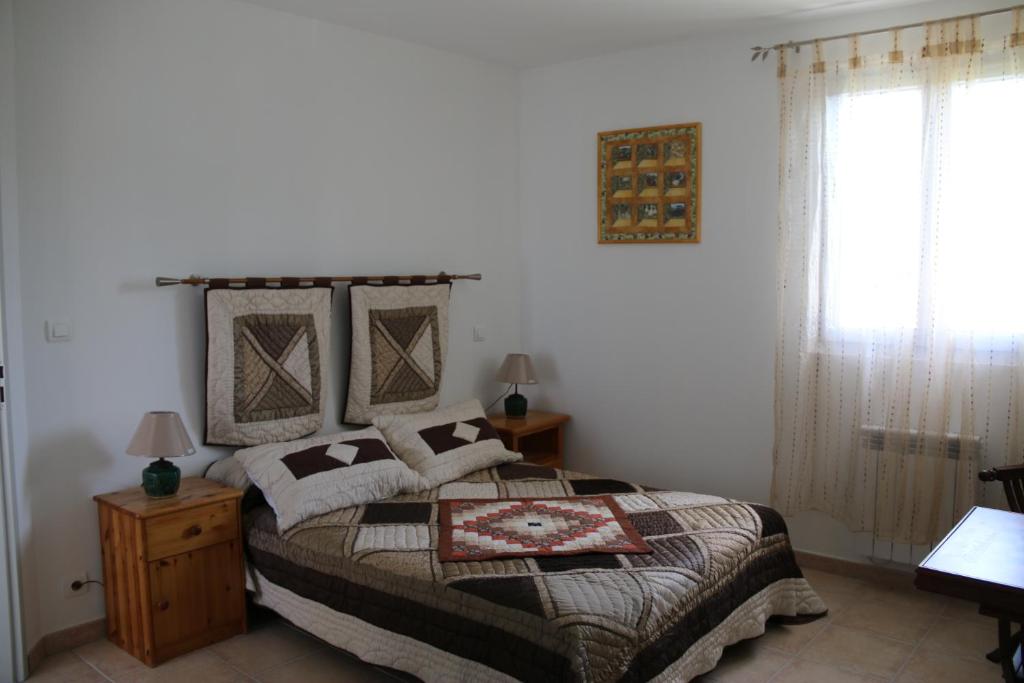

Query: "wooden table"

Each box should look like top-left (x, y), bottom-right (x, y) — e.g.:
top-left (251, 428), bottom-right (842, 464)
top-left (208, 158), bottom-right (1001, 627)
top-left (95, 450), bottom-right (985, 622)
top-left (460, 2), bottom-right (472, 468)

top-left (487, 411), bottom-right (570, 469)
top-left (915, 506), bottom-right (1024, 682)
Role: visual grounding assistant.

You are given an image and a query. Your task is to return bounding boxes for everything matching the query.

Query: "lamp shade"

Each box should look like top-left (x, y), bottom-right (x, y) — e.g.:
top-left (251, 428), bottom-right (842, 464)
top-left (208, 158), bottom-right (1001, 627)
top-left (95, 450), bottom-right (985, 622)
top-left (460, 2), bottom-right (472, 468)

top-left (126, 411), bottom-right (195, 458)
top-left (496, 354), bottom-right (538, 385)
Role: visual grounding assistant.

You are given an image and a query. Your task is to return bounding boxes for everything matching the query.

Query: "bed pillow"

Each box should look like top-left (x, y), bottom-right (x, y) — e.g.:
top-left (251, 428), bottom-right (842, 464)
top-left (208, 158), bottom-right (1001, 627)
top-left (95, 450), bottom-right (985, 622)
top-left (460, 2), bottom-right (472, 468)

top-left (373, 399), bottom-right (521, 488)
top-left (234, 426), bottom-right (423, 532)
top-left (205, 455), bottom-right (253, 491)
top-left (204, 456), bottom-right (271, 513)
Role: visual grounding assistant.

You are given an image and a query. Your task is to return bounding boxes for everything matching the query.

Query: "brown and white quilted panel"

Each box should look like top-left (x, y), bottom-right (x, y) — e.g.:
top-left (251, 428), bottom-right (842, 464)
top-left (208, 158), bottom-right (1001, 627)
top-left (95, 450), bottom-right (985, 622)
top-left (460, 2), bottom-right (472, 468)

top-left (206, 287), bottom-right (331, 446)
top-left (345, 284), bottom-right (450, 425)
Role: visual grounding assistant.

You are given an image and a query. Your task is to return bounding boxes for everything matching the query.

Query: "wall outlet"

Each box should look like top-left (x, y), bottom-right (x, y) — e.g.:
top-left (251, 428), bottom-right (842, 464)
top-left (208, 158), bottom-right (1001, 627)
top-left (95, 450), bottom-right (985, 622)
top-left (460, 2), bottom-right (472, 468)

top-left (473, 325), bottom-right (487, 342)
top-left (63, 572), bottom-right (90, 598)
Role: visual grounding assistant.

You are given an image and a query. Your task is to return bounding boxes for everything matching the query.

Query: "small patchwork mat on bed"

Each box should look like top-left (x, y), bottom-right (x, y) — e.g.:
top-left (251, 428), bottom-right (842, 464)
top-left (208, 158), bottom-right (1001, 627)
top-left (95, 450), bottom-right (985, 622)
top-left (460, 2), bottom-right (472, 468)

top-left (438, 496), bottom-right (651, 561)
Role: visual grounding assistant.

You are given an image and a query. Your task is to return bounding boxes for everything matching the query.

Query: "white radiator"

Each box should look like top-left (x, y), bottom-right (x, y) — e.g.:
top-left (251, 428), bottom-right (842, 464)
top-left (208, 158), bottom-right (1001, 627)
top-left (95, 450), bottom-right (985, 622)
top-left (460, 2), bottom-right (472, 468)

top-left (860, 425), bottom-right (981, 460)
top-left (859, 425), bottom-right (982, 564)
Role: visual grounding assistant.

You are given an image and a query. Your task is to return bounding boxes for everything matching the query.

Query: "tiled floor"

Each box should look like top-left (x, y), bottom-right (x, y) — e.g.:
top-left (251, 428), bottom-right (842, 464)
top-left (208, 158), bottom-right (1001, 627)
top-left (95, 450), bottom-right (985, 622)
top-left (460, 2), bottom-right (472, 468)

top-left (28, 567), bottom-right (1005, 682)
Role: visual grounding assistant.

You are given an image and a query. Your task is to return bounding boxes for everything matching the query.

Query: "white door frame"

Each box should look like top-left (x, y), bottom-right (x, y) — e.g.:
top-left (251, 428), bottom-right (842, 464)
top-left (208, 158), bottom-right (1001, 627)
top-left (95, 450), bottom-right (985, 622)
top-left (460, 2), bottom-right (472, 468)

top-left (0, 0), bottom-right (28, 679)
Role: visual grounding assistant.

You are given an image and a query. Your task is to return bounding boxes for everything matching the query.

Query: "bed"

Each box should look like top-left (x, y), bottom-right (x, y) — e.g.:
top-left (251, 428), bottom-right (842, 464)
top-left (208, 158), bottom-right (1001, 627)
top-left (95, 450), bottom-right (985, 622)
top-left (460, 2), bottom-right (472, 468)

top-left (218, 461), bottom-right (826, 682)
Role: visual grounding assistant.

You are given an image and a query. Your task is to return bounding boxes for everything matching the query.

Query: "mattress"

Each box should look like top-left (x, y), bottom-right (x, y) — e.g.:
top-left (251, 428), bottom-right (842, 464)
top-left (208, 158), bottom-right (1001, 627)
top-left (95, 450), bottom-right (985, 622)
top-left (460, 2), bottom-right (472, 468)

top-left (237, 463), bottom-right (826, 682)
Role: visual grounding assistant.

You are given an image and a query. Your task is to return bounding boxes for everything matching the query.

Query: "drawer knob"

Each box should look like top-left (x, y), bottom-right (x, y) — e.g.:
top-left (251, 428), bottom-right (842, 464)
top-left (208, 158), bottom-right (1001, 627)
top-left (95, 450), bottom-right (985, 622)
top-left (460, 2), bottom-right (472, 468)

top-left (184, 524), bottom-right (203, 538)
top-left (157, 600), bottom-right (170, 611)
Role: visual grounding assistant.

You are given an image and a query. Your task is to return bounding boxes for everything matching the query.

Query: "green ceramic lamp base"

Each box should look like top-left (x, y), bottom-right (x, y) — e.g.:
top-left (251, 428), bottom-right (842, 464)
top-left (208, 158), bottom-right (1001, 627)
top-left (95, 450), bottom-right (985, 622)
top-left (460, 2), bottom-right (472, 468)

top-left (142, 457), bottom-right (181, 498)
top-left (504, 390), bottom-right (528, 419)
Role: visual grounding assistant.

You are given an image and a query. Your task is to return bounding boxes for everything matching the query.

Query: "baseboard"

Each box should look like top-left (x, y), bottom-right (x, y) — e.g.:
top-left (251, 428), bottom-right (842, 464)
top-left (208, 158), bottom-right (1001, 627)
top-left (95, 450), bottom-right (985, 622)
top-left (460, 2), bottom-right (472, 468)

top-left (25, 639), bottom-right (44, 678)
top-left (26, 618), bottom-right (106, 676)
top-left (794, 550), bottom-right (915, 589)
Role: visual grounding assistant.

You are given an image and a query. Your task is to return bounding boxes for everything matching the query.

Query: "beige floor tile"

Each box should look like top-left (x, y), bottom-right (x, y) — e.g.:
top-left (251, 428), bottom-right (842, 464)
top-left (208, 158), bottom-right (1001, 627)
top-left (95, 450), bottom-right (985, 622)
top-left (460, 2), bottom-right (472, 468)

top-left (210, 622), bottom-right (323, 675)
top-left (113, 649), bottom-right (251, 683)
top-left (919, 616), bottom-right (997, 662)
top-left (832, 600), bottom-right (934, 643)
top-left (940, 596), bottom-right (989, 623)
top-left (758, 617), bottom-right (830, 655)
top-left (74, 638), bottom-right (147, 678)
top-left (254, 648), bottom-right (395, 683)
top-left (896, 648), bottom-right (1003, 683)
top-left (703, 639), bottom-right (791, 682)
top-left (800, 569), bottom-right (866, 596)
top-left (809, 588), bottom-right (860, 617)
top-left (26, 652), bottom-right (107, 683)
top-left (773, 659), bottom-right (888, 683)
top-left (869, 585), bottom-right (951, 615)
top-left (799, 624), bottom-right (915, 678)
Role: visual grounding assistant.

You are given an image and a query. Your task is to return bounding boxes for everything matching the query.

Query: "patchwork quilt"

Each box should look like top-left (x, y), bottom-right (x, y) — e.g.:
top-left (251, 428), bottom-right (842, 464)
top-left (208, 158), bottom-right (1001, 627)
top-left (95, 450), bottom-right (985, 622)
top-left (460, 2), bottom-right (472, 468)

top-left (241, 464), bottom-right (827, 682)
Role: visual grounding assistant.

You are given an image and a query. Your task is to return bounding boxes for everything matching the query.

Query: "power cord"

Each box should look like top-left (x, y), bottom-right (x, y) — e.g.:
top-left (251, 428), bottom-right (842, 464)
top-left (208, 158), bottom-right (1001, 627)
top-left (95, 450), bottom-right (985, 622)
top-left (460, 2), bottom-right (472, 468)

top-left (485, 384), bottom-right (513, 413)
top-left (70, 579), bottom-right (104, 592)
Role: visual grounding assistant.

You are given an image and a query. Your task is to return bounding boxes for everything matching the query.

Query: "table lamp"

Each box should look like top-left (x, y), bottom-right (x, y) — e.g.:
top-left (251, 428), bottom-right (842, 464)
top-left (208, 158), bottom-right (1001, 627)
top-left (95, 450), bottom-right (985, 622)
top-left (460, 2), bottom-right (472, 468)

top-left (496, 353), bottom-right (537, 419)
top-left (126, 411), bottom-right (195, 498)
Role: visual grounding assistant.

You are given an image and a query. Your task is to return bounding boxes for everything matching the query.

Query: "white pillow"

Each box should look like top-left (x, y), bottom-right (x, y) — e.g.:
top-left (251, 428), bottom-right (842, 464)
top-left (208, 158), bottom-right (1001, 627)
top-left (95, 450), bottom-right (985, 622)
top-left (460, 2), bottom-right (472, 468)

top-left (373, 399), bottom-right (521, 489)
top-left (205, 455), bottom-right (252, 491)
top-left (234, 426), bottom-right (422, 532)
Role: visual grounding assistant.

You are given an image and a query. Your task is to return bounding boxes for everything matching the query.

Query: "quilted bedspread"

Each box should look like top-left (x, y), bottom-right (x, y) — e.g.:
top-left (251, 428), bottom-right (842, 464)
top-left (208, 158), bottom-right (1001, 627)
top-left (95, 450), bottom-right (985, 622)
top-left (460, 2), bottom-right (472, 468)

top-left (241, 463), bottom-right (827, 682)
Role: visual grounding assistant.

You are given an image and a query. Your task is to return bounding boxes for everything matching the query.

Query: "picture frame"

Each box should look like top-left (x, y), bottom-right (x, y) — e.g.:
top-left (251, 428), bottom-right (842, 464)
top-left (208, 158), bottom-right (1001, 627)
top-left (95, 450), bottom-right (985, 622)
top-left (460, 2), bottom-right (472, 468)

top-left (597, 122), bottom-right (701, 244)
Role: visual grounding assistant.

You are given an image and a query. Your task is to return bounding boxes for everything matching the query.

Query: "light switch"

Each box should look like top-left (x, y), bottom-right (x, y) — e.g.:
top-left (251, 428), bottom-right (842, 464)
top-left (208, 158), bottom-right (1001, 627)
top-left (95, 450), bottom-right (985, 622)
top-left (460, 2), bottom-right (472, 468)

top-left (46, 320), bottom-right (72, 342)
top-left (473, 325), bottom-right (487, 342)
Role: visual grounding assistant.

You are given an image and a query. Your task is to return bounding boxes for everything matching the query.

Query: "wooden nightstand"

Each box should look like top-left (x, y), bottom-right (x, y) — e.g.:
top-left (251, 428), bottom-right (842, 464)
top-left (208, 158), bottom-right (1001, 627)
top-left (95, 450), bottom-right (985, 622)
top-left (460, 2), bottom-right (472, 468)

top-left (488, 411), bottom-right (571, 469)
top-left (94, 477), bottom-right (246, 667)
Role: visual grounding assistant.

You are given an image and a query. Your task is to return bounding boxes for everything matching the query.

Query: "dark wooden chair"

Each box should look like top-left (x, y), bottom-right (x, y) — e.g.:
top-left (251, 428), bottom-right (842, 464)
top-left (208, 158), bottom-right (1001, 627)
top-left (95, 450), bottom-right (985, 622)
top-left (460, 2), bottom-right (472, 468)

top-left (980, 463), bottom-right (1024, 512)
top-left (978, 464), bottom-right (1024, 679)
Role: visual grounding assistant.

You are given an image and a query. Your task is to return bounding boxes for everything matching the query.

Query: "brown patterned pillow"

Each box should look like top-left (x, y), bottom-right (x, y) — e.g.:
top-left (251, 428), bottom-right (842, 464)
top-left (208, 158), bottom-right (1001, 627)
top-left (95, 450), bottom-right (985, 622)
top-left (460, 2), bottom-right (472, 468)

top-left (373, 400), bottom-right (521, 489)
top-left (234, 427), bottom-right (423, 532)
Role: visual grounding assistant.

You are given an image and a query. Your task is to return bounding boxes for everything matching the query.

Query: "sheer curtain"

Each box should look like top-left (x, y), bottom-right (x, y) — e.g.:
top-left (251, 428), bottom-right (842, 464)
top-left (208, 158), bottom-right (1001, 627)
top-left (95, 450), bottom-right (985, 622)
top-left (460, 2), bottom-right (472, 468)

top-left (772, 11), bottom-right (1024, 547)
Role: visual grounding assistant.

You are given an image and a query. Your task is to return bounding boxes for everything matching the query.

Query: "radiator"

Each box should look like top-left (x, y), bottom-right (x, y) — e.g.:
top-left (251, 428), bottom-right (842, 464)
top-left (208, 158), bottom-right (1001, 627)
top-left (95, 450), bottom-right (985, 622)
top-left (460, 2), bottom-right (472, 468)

top-left (859, 425), bottom-right (982, 564)
top-left (860, 425), bottom-right (982, 459)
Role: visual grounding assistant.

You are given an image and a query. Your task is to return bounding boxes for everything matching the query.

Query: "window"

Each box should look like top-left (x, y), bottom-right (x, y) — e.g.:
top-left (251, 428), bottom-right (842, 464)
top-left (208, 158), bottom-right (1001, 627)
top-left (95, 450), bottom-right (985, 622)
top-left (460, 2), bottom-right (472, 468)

top-left (823, 77), bottom-right (1024, 339)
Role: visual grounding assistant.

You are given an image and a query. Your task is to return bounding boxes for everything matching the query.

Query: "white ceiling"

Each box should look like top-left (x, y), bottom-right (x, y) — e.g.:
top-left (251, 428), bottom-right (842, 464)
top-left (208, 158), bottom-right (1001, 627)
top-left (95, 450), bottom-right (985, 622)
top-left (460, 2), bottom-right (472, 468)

top-left (238, 0), bottom-right (926, 67)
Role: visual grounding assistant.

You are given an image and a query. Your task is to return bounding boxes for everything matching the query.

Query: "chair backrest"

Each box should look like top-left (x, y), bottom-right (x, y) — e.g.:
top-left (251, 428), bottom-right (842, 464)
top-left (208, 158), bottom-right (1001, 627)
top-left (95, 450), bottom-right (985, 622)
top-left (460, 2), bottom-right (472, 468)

top-left (978, 464), bottom-right (1024, 513)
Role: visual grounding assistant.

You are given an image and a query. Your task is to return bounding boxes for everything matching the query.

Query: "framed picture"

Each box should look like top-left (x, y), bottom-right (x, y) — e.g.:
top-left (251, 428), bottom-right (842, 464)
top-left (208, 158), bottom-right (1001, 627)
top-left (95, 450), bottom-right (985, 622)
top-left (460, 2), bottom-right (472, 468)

top-left (597, 122), bottom-right (701, 244)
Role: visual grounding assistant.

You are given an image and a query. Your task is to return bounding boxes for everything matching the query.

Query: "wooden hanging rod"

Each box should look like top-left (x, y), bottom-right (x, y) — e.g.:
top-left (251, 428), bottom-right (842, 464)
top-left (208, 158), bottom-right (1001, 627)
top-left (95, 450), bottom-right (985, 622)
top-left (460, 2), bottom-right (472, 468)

top-left (155, 272), bottom-right (481, 287)
top-left (750, 4), bottom-right (1021, 57)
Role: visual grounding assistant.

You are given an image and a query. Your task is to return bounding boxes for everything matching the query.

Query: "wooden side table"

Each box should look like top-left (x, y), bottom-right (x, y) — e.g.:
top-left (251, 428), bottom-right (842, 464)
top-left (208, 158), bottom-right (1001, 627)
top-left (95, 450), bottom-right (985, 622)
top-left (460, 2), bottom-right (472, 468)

top-left (488, 411), bottom-right (570, 469)
top-left (94, 477), bottom-right (246, 667)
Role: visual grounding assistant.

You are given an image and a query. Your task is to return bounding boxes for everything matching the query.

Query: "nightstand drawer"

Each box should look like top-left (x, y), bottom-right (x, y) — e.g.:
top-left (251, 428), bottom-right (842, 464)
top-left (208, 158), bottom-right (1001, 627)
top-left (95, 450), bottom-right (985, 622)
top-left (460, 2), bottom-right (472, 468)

top-left (144, 500), bottom-right (237, 560)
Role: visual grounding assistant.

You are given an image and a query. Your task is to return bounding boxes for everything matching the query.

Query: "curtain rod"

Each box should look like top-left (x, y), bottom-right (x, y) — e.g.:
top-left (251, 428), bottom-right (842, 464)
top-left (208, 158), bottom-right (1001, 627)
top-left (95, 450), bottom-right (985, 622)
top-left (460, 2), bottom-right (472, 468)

top-left (154, 272), bottom-right (481, 287)
top-left (750, 4), bottom-right (1022, 57)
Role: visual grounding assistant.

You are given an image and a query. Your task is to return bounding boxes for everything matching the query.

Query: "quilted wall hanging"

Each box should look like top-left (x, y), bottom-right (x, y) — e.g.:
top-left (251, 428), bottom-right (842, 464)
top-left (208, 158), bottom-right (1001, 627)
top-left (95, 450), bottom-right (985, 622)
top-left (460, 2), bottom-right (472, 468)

top-left (206, 285), bottom-right (332, 446)
top-left (344, 283), bottom-right (451, 425)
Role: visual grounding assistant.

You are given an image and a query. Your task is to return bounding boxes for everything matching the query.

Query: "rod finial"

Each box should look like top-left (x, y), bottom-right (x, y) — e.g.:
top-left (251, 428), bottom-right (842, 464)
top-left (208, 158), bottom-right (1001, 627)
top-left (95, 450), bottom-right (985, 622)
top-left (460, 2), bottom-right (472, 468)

top-left (155, 277), bottom-right (181, 287)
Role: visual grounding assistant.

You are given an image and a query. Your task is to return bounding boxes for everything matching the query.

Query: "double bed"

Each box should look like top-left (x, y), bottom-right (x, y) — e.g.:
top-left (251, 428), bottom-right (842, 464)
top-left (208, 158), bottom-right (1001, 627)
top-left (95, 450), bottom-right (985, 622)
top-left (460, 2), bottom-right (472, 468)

top-left (218, 461), bottom-right (826, 682)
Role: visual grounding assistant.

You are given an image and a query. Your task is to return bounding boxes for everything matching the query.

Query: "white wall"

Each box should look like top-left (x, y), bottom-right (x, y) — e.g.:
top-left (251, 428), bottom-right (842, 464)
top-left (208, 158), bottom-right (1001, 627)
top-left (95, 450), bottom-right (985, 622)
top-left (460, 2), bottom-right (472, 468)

top-left (10, 0), bottom-right (1010, 649)
top-left (12, 0), bottom-right (520, 640)
top-left (518, 0), bottom-right (1008, 562)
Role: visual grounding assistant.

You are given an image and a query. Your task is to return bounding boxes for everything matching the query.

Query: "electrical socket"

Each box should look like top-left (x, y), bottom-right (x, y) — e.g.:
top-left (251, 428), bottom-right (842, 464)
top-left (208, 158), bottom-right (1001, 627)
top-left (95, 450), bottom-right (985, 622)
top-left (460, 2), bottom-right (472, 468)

top-left (63, 572), bottom-right (90, 598)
